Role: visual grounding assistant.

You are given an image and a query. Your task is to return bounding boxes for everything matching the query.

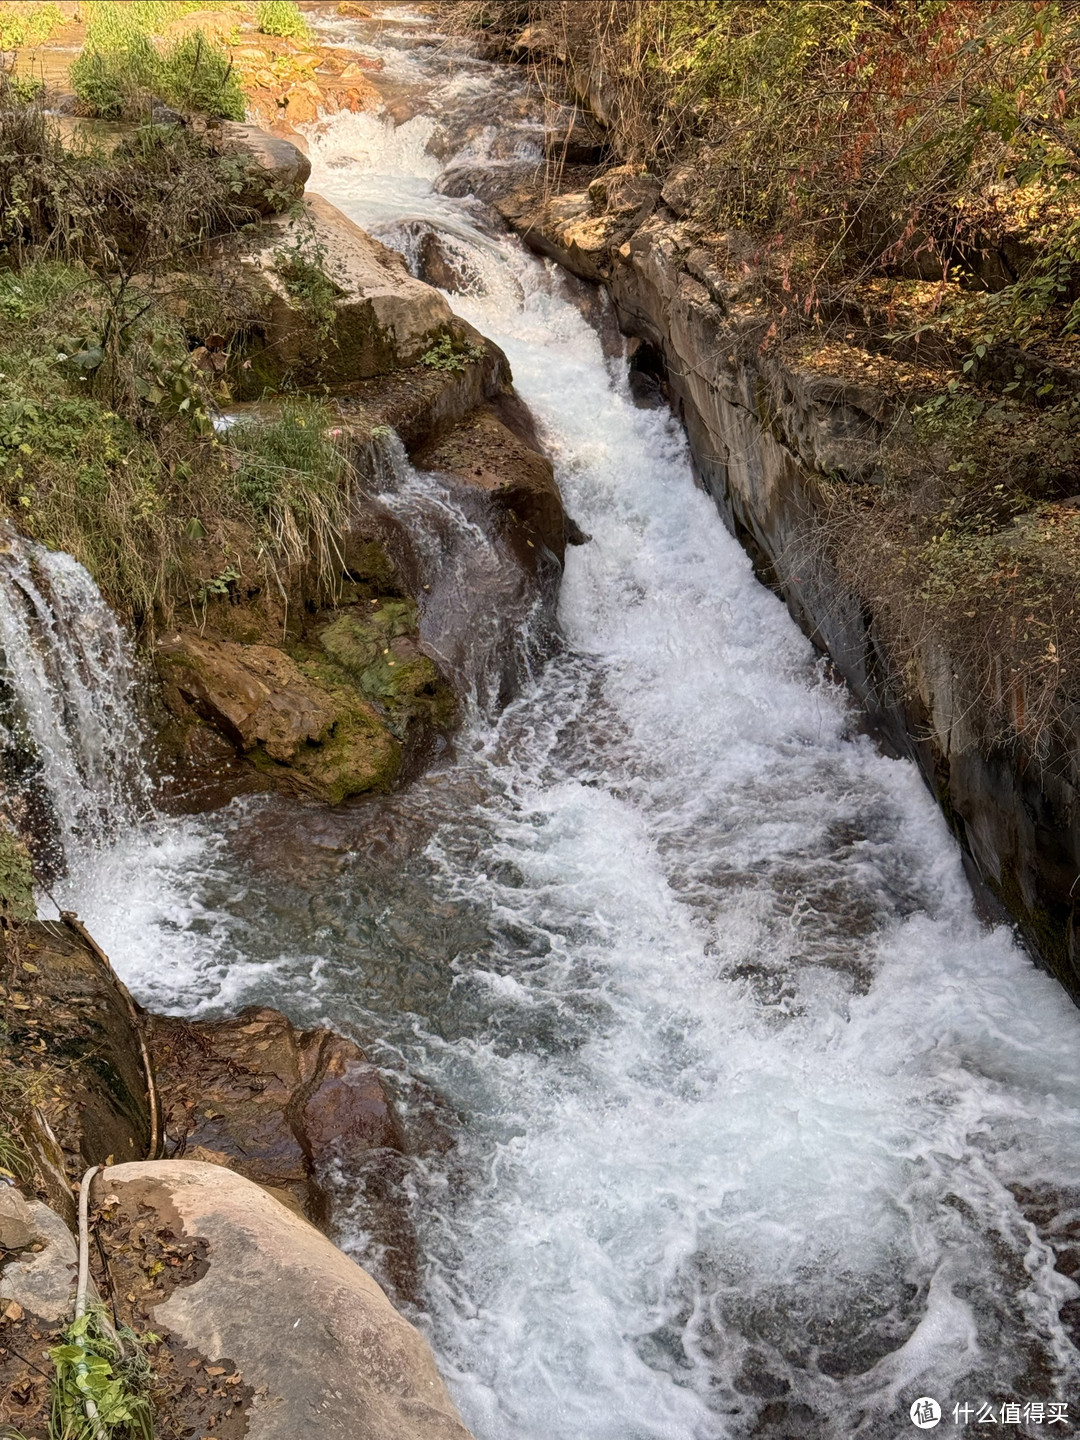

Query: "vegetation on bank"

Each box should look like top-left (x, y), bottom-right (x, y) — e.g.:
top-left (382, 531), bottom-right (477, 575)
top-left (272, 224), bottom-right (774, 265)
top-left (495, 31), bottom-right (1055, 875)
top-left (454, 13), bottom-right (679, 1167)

top-left (0, 52), bottom-right (354, 632)
top-left (458, 0), bottom-right (1080, 752)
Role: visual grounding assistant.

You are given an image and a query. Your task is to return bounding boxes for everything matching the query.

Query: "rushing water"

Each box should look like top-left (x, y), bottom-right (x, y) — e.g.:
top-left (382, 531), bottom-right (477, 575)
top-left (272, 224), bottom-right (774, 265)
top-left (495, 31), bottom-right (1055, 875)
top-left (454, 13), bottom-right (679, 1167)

top-left (15, 7), bottom-right (1080, 1438)
top-left (0, 527), bottom-right (150, 874)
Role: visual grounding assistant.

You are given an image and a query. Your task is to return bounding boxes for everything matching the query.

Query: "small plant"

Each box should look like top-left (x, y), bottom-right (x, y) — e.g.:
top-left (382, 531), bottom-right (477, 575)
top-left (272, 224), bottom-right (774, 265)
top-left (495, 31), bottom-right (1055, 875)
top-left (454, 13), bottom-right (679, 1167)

top-left (420, 333), bottom-right (486, 372)
top-left (50, 1307), bottom-right (158, 1440)
top-left (257, 1), bottom-right (310, 41)
top-left (273, 220), bottom-right (339, 340)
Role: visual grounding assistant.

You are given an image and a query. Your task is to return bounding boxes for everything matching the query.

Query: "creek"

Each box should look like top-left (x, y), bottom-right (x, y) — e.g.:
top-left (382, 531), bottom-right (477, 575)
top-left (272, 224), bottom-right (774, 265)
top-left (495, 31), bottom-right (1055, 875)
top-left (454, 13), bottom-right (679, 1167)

top-left (8, 7), bottom-right (1080, 1438)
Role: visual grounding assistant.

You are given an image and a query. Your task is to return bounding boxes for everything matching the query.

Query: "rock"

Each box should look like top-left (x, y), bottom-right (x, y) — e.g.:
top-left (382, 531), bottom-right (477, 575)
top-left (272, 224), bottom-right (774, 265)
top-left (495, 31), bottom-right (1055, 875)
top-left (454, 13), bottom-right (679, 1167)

top-left (156, 630), bottom-right (402, 802)
top-left (333, 323), bottom-right (510, 452)
top-left (0, 1186), bottom-right (34, 1253)
top-left (0, 824), bottom-right (34, 923)
top-left (413, 403), bottom-right (567, 562)
top-left (147, 1008), bottom-right (407, 1240)
top-left (96, 1161), bottom-right (477, 1440)
top-left (337, 0), bottom-right (373, 14)
top-left (0, 1191), bottom-right (77, 1323)
top-left (498, 165), bottom-right (660, 284)
top-left (216, 120), bottom-right (312, 213)
top-left (546, 107), bottom-right (609, 165)
top-left (416, 230), bottom-right (471, 293)
top-left (1, 920), bottom-right (151, 1172)
top-left (233, 195), bottom-right (456, 393)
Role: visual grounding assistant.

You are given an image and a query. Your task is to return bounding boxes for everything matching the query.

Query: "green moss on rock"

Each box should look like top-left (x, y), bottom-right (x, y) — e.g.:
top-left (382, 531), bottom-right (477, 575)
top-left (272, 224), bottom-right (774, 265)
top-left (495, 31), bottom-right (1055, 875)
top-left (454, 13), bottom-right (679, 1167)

top-left (318, 603), bottom-right (455, 737)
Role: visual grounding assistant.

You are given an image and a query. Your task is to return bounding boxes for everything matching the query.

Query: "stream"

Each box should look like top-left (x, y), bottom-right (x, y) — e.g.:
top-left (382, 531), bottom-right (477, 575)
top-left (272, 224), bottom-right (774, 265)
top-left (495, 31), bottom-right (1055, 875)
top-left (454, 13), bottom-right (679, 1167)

top-left (13, 6), bottom-right (1080, 1438)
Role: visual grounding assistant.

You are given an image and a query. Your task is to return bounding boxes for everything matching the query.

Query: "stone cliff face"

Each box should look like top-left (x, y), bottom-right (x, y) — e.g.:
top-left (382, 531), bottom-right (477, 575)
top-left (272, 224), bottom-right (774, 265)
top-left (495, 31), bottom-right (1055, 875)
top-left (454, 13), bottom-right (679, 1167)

top-left (498, 171), bottom-right (1080, 998)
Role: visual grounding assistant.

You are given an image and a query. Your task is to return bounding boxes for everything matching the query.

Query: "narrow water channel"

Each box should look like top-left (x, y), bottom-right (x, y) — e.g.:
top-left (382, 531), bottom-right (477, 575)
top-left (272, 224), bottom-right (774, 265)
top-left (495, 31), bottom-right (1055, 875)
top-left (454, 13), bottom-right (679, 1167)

top-left (42, 7), bottom-right (1080, 1437)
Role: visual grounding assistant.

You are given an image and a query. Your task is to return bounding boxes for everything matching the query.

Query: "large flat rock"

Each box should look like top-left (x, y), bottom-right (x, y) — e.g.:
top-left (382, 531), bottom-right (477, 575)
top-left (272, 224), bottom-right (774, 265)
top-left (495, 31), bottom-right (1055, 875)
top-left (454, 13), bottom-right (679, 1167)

top-left (96, 1162), bottom-right (476, 1440)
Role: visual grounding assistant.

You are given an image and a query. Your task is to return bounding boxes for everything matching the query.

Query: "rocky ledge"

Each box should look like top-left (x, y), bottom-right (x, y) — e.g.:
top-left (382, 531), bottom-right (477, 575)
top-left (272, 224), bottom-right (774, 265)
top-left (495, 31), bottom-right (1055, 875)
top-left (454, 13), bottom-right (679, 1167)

top-left (0, 908), bottom-right (461, 1436)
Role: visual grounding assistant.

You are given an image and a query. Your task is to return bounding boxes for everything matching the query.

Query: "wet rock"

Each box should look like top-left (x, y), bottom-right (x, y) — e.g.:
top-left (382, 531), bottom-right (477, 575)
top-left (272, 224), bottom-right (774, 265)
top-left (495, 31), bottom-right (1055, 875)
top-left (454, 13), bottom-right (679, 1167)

top-left (413, 403), bottom-right (567, 563)
top-left (233, 194), bottom-right (455, 394)
top-left (216, 120), bottom-right (311, 213)
top-left (96, 1161), bottom-right (476, 1440)
top-left (156, 630), bottom-right (402, 803)
top-left (416, 230), bottom-right (470, 293)
top-left (0, 920), bottom-right (151, 1173)
top-left (318, 600), bottom-right (455, 739)
top-left (148, 1008), bottom-right (406, 1236)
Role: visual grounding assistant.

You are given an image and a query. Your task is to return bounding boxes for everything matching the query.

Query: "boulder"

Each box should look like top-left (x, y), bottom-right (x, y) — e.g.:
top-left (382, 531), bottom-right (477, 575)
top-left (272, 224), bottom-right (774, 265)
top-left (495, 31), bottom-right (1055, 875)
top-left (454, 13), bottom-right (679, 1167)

top-left (234, 194), bottom-right (456, 393)
top-left (147, 1007), bottom-right (407, 1235)
top-left (216, 120), bottom-right (312, 213)
top-left (0, 1188), bottom-right (77, 1324)
top-left (94, 1162), bottom-right (476, 1440)
top-left (413, 402), bottom-right (567, 563)
top-left (155, 630), bottom-right (402, 802)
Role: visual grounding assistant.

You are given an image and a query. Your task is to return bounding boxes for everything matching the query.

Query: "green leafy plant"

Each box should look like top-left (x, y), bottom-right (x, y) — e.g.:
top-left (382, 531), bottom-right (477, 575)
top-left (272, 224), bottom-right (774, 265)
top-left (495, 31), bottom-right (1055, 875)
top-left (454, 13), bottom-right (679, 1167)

top-left (420, 333), bottom-right (486, 372)
top-left (49, 1307), bottom-right (158, 1440)
top-left (273, 220), bottom-right (339, 340)
top-left (257, 1), bottom-right (310, 40)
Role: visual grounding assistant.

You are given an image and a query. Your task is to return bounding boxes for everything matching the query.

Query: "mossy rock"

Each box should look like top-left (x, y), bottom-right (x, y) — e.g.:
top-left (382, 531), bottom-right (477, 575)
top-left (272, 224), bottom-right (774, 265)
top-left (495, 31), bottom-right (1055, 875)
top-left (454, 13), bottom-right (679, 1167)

top-left (320, 600), bottom-right (419, 671)
top-left (317, 605), bottom-right (455, 737)
top-left (250, 682), bottom-right (401, 804)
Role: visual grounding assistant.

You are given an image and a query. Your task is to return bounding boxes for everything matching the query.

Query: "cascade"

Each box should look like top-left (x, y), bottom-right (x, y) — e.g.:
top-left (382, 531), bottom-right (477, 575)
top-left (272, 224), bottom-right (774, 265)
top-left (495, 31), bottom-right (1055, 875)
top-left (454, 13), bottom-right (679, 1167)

top-left (0, 527), bottom-right (151, 874)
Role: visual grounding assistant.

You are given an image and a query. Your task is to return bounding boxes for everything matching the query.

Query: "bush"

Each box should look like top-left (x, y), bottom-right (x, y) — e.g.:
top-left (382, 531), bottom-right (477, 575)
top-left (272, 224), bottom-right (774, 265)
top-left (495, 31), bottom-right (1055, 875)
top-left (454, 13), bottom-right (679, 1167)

top-left (257, 2), bottom-right (310, 41)
top-left (0, 2), bottom-right (63, 48)
top-left (71, 19), bottom-right (246, 120)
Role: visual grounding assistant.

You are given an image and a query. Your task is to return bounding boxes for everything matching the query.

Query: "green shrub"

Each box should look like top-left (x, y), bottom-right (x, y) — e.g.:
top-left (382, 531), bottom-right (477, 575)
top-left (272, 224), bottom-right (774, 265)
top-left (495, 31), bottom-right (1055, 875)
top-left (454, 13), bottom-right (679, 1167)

top-left (71, 20), bottom-right (246, 120)
top-left (257, 1), bottom-right (310, 40)
top-left (0, 2), bottom-right (63, 48)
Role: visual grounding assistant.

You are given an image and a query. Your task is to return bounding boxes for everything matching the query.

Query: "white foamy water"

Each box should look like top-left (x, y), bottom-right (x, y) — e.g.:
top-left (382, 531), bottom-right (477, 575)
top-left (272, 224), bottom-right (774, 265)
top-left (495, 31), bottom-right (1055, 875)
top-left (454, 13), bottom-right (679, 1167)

top-left (45, 21), bottom-right (1080, 1440)
top-left (0, 528), bottom-right (150, 871)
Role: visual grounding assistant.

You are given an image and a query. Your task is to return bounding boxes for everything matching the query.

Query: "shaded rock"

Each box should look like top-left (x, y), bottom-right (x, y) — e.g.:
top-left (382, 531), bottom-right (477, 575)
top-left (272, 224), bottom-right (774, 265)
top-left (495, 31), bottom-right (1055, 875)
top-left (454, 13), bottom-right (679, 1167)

top-left (233, 194), bottom-right (455, 393)
top-left (216, 120), bottom-right (311, 213)
top-left (0, 920), bottom-right (151, 1173)
top-left (96, 1161), bottom-right (477, 1440)
top-left (0, 1189), bottom-right (77, 1324)
top-left (416, 229), bottom-right (470, 293)
top-left (546, 107), bottom-right (609, 165)
top-left (413, 403), bottom-right (567, 563)
top-left (155, 630), bottom-right (402, 803)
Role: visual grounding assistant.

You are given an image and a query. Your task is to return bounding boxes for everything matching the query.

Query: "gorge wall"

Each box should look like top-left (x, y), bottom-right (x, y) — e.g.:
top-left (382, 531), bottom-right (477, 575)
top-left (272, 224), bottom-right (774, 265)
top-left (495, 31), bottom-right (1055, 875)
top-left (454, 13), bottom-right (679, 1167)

top-left (493, 95), bottom-right (1080, 1000)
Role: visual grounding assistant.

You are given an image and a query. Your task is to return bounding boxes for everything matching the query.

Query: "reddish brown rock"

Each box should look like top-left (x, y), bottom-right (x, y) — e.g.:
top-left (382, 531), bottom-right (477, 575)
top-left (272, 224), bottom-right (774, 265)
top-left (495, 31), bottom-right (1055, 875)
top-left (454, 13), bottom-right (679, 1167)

top-left (146, 1007), bottom-right (420, 1301)
top-left (413, 402), bottom-right (567, 563)
top-left (147, 1006), bottom-right (405, 1228)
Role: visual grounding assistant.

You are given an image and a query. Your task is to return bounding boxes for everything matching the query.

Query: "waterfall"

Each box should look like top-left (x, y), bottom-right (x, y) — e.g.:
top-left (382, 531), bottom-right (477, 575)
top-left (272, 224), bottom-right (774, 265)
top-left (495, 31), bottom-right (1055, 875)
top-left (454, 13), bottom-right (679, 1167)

top-left (365, 430), bottom-right (556, 715)
top-left (0, 527), bottom-right (151, 876)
